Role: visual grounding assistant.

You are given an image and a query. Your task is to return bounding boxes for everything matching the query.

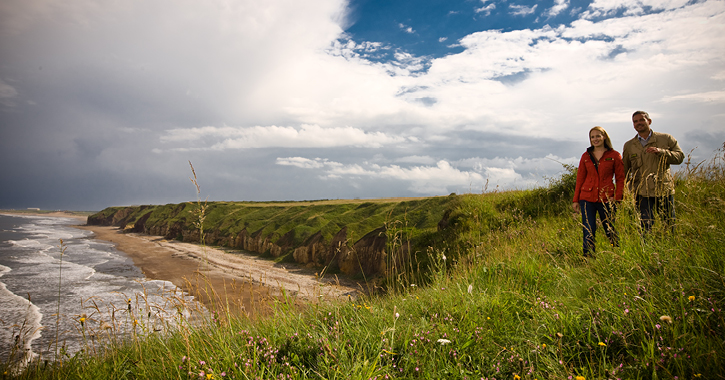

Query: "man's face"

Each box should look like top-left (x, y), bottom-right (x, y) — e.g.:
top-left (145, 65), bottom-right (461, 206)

top-left (632, 113), bottom-right (651, 134)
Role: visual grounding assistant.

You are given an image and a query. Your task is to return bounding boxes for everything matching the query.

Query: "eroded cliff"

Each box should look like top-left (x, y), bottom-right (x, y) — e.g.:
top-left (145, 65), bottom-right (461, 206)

top-left (87, 197), bottom-right (457, 278)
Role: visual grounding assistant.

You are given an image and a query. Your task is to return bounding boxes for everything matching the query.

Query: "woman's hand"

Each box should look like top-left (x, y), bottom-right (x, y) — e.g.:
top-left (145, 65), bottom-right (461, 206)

top-left (572, 202), bottom-right (580, 212)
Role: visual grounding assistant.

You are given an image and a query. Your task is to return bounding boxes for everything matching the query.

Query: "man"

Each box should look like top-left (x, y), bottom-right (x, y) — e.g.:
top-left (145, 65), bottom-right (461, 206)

top-left (622, 110), bottom-right (684, 232)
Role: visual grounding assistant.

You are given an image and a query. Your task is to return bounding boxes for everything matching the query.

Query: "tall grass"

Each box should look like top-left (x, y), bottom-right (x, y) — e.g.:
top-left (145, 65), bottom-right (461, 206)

top-left (5, 144), bottom-right (724, 379)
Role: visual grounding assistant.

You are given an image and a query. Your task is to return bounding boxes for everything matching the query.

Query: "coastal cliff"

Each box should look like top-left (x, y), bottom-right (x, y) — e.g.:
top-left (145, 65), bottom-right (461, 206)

top-left (86, 196), bottom-right (457, 278)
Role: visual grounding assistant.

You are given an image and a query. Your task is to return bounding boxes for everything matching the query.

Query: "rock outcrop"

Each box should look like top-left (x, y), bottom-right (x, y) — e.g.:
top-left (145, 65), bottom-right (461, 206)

top-left (86, 198), bottom-right (454, 278)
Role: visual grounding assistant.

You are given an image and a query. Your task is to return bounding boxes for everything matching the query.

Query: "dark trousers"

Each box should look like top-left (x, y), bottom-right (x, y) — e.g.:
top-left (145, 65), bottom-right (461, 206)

top-left (579, 201), bottom-right (618, 255)
top-left (637, 195), bottom-right (675, 232)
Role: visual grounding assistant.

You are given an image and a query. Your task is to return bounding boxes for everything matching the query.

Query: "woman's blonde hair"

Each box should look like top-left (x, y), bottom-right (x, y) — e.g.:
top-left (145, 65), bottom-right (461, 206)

top-left (589, 126), bottom-right (613, 150)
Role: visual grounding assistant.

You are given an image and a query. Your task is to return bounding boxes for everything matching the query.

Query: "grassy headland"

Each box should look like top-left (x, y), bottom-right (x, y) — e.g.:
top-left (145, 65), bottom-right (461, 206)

top-left (5, 145), bottom-right (725, 379)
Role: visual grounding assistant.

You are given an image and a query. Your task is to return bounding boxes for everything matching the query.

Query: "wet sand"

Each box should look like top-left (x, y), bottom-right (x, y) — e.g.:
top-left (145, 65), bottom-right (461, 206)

top-left (2, 211), bottom-right (361, 316)
top-left (74, 225), bottom-right (360, 317)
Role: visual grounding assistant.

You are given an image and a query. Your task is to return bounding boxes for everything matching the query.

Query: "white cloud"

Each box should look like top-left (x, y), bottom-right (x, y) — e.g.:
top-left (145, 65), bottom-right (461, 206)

top-left (276, 158), bottom-right (484, 194)
top-left (475, 1), bottom-right (496, 16)
top-left (583, 0), bottom-right (692, 18)
top-left (275, 154), bottom-right (581, 194)
top-left (2, 0), bottom-right (724, 206)
top-left (454, 154), bottom-right (578, 189)
top-left (546, 0), bottom-right (569, 17)
top-left (161, 124), bottom-right (406, 150)
top-left (509, 4), bottom-right (538, 16)
top-left (399, 23), bottom-right (415, 34)
top-left (276, 157), bottom-right (330, 169)
top-left (661, 91), bottom-right (725, 104)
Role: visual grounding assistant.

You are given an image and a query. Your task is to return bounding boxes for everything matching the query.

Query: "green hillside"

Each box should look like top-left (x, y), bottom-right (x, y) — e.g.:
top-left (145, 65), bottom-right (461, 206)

top-left (87, 195), bottom-right (458, 279)
top-left (9, 144), bottom-right (725, 379)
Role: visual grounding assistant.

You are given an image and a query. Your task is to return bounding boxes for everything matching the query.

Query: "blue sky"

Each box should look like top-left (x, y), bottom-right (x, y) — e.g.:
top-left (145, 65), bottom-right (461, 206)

top-left (1, 0), bottom-right (723, 210)
top-left (344, 0), bottom-right (583, 61)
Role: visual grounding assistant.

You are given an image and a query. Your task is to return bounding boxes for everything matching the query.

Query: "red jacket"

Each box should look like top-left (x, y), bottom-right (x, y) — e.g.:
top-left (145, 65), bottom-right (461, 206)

top-left (573, 148), bottom-right (625, 203)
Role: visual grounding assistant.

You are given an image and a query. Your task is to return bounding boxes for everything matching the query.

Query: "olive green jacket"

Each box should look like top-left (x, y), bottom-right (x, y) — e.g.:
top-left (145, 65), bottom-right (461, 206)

top-left (622, 131), bottom-right (684, 197)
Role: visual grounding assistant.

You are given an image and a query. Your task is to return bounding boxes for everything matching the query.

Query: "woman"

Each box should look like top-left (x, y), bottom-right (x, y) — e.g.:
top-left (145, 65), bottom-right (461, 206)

top-left (572, 126), bottom-right (625, 256)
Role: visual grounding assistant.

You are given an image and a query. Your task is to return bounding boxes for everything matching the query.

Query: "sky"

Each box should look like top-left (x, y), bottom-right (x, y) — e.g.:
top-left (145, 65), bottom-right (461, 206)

top-left (1, 0), bottom-right (724, 211)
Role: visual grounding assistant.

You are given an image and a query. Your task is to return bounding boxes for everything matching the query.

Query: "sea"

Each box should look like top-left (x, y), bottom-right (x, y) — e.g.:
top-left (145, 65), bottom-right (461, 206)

top-left (0, 214), bottom-right (204, 368)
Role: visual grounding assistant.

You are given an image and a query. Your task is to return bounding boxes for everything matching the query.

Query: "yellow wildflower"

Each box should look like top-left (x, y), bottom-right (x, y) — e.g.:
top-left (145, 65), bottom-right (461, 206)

top-left (542, 343), bottom-right (546, 348)
top-left (598, 342), bottom-right (606, 347)
top-left (689, 295), bottom-right (695, 302)
top-left (575, 376), bottom-right (585, 380)
top-left (514, 375), bottom-right (521, 380)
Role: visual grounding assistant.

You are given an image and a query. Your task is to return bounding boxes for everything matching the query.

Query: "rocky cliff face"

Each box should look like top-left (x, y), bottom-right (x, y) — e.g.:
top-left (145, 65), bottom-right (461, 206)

top-left (87, 200), bottom-right (452, 278)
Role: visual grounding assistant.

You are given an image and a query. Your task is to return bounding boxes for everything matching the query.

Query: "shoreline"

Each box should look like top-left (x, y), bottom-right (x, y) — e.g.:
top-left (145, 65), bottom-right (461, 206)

top-left (75, 225), bottom-right (361, 317)
top-left (1, 211), bottom-right (361, 317)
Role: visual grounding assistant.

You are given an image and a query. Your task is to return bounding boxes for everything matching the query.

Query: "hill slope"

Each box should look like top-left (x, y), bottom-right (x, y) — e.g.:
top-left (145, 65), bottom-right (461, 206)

top-left (87, 196), bottom-right (457, 278)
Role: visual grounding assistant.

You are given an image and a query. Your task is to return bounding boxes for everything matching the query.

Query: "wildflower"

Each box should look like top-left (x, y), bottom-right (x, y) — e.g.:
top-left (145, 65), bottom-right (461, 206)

top-left (442, 254), bottom-right (447, 261)
top-left (575, 377), bottom-right (585, 380)
top-left (542, 344), bottom-right (546, 349)
top-left (689, 295), bottom-right (695, 302)
top-left (659, 315), bottom-right (673, 324)
top-left (79, 317), bottom-right (86, 326)
top-left (133, 319), bottom-right (138, 326)
top-left (514, 375), bottom-right (521, 380)
top-left (598, 342), bottom-right (606, 347)
top-left (468, 284), bottom-right (473, 294)
top-left (395, 313), bottom-right (400, 319)
top-left (624, 309), bottom-right (629, 314)
top-left (556, 332), bottom-right (563, 339)
top-left (206, 374), bottom-right (214, 379)
top-left (437, 339), bottom-right (451, 345)
top-left (182, 356), bottom-right (187, 362)
top-left (655, 324), bottom-right (661, 329)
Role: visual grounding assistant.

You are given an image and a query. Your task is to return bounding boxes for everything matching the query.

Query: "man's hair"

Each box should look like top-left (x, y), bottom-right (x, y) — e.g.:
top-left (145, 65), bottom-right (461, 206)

top-left (590, 126), bottom-right (613, 150)
top-left (632, 110), bottom-right (651, 121)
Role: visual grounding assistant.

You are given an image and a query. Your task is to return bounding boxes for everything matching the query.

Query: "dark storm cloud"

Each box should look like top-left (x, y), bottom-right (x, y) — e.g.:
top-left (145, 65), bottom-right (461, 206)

top-left (1, 0), bottom-right (723, 210)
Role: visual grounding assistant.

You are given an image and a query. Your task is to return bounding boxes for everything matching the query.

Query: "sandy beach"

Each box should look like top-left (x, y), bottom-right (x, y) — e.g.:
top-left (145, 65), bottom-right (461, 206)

top-left (76, 225), bottom-right (362, 317)
top-left (2, 211), bottom-right (361, 318)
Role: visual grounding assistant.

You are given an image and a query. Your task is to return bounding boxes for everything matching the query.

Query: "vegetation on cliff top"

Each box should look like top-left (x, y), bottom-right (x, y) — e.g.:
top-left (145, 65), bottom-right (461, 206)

top-left (6, 144), bottom-right (725, 379)
top-left (89, 196), bottom-right (455, 250)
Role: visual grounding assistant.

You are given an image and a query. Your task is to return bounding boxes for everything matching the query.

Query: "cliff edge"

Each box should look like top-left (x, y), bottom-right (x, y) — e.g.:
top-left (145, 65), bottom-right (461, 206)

top-left (87, 196), bottom-right (458, 278)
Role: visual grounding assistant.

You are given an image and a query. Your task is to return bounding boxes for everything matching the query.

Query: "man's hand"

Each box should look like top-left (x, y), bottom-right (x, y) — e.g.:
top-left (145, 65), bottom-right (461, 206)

top-left (645, 147), bottom-right (662, 155)
top-left (572, 202), bottom-right (580, 212)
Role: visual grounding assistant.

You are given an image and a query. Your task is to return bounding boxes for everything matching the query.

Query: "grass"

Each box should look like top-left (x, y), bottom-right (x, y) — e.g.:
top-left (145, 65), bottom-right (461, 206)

top-left (3, 144), bottom-right (724, 379)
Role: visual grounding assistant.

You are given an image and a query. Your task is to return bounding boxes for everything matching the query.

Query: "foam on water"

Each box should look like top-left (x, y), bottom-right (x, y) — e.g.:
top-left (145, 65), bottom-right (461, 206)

top-left (0, 264), bottom-right (43, 367)
top-left (0, 214), bottom-right (205, 368)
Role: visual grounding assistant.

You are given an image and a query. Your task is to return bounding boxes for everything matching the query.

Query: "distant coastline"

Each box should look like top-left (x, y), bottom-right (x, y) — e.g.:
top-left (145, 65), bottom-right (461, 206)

top-left (1, 210), bottom-right (357, 316)
top-left (0, 209), bottom-right (91, 221)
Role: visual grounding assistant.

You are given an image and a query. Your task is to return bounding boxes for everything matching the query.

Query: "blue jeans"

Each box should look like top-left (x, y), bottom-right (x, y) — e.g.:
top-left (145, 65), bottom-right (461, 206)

top-left (580, 201), bottom-right (618, 255)
top-left (637, 195), bottom-right (675, 233)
